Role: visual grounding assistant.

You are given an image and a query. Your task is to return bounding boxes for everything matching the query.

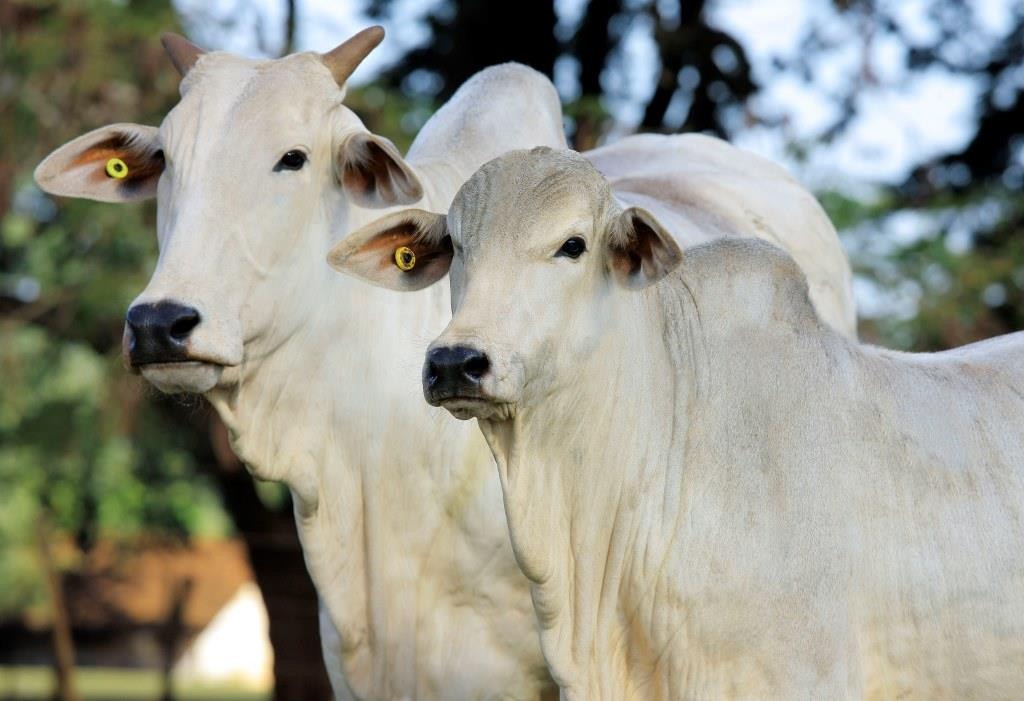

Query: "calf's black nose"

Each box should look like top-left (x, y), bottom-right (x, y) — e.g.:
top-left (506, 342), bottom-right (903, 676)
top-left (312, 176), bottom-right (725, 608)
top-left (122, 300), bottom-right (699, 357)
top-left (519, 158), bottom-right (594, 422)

top-left (424, 345), bottom-right (490, 401)
top-left (125, 301), bottom-right (200, 366)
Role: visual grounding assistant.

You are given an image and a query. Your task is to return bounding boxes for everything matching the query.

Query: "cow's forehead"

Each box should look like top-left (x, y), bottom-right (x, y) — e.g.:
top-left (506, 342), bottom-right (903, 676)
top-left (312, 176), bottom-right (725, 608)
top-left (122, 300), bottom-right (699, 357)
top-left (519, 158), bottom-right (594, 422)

top-left (450, 148), bottom-right (613, 249)
top-left (161, 52), bottom-right (344, 151)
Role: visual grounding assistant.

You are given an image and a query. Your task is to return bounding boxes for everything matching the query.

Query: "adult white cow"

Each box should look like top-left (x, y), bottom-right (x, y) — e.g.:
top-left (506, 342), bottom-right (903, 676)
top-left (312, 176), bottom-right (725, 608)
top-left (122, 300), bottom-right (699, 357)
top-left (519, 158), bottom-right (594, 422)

top-left (35, 29), bottom-right (566, 700)
top-left (333, 148), bottom-right (1024, 700)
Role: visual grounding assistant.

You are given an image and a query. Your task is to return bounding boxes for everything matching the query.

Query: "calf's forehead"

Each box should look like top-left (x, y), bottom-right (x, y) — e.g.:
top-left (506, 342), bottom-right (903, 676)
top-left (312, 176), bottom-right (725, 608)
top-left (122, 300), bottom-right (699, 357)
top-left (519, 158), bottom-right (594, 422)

top-left (449, 149), bottom-right (614, 251)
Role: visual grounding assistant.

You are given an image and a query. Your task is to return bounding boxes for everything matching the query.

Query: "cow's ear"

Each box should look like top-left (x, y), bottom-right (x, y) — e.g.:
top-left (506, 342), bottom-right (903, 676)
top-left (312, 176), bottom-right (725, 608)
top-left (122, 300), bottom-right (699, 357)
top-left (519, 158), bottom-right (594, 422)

top-left (337, 132), bottom-right (424, 208)
top-left (328, 209), bottom-right (451, 291)
top-left (607, 206), bottom-right (683, 289)
top-left (34, 124), bottom-right (164, 203)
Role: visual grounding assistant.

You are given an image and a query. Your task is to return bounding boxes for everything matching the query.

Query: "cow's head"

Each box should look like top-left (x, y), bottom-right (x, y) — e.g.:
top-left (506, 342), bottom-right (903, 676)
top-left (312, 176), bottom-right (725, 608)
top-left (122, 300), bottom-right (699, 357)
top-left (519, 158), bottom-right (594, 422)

top-left (35, 27), bottom-right (422, 394)
top-left (328, 147), bottom-right (682, 420)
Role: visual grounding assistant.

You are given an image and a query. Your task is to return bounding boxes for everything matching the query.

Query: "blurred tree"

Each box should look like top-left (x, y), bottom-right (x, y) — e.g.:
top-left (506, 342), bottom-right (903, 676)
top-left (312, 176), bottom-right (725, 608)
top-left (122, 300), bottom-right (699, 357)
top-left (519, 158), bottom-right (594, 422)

top-left (799, 1), bottom-right (1024, 349)
top-left (895, 5), bottom-right (1024, 348)
top-left (1, 0), bottom-right (214, 611)
top-left (366, 0), bottom-right (559, 100)
top-left (638, 0), bottom-right (756, 135)
top-left (565, 0), bottom-right (621, 149)
top-left (0, 1), bottom-right (330, 697)
top-left (366, 0), bottom-right (759, 147)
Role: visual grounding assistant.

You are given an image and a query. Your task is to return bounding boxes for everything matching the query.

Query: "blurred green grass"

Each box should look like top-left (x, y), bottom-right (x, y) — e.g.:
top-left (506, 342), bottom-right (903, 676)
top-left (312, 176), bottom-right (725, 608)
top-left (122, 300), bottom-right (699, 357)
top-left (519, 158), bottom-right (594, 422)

top-left (0, 666), bottom-right (268, 701)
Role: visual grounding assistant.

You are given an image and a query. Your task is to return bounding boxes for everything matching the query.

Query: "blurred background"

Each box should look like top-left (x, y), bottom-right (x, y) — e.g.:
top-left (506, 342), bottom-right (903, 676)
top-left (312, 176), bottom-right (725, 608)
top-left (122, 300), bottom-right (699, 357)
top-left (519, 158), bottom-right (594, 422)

top-left (1, 0), bottom-right (1022, 698)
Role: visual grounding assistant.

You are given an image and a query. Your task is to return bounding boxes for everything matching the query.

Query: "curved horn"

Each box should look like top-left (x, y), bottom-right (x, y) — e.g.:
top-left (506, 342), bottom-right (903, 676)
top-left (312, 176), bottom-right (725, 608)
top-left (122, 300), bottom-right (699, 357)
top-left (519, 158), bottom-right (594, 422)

top-left (161, 32), bottom-right (206, 77)
top-left (321, 26), bottom-right (385, 86)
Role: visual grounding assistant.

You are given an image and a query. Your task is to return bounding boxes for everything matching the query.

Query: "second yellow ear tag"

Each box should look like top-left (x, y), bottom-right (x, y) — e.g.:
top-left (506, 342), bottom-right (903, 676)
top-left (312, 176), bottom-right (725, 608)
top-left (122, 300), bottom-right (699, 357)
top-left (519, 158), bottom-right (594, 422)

top-left (105, 157), bottom-right (128, 179)
top-left (394, 246), bottom-right (416, 271)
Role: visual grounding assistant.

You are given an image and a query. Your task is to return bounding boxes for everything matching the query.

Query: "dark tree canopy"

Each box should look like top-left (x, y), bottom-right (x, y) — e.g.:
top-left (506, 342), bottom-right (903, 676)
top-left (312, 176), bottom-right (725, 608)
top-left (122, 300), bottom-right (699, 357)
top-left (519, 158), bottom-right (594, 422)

top-left (367, 0), bottom-right (759, 141)
top-left (367, 0), bottom-right (559, 100)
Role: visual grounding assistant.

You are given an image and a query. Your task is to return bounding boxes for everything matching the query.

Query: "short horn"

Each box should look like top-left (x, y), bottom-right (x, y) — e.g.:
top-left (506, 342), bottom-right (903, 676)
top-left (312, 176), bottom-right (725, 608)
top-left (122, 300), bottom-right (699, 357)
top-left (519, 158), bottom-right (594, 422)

top-left (321, 26), bottom-right (385, 87)
top-left (161, 32), bottom-right (206, 77)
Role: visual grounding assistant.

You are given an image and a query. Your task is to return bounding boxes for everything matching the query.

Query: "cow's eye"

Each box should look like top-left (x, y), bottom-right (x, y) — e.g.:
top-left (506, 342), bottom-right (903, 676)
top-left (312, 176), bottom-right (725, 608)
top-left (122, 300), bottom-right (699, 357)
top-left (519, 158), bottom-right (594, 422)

top-left (275, 150), bottom-right (307, 171)
top-left (555, 236), bottom-right (587, 259)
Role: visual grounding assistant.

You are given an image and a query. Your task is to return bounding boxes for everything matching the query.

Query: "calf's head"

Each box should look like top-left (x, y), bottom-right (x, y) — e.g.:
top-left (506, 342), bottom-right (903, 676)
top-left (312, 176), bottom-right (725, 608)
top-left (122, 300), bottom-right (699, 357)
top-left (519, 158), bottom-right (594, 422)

top-left (329, 148), bottom-right (683, 420)
top-left (35, 28), bottom-right (422, 394)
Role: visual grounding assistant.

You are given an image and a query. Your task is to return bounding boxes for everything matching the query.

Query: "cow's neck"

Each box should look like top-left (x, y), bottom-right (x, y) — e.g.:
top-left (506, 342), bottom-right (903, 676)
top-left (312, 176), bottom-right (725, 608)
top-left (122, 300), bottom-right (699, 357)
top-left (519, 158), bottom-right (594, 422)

top-left (479, 283), bottom-right (704, 696)
top-left (203, 180), bottom-right (505, 690)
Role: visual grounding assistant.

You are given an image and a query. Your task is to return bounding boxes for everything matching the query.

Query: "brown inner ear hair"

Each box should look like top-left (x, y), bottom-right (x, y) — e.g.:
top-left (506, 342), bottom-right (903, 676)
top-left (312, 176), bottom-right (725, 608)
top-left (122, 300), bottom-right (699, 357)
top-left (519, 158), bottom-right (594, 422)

top-left (610, 214), bottom-right (656, 278)
top-left (341, 139), bottom-right (420, 205)
top-left (361, 221), bottom-right (453, 284)
top-left (366, 223), bottom-right (451, 264)
top-left (342, 140), bottom-right (394, 200)
top-left (73, 132), bottom-right (165, 194)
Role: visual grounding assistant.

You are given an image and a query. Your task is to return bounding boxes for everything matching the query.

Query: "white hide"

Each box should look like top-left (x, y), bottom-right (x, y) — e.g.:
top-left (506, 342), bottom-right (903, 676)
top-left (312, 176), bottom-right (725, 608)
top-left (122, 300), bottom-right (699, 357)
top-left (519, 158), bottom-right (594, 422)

top-left (36, 49), bottom-right (566, 700)
top-left (409, 150), bottom-right (1024, 699)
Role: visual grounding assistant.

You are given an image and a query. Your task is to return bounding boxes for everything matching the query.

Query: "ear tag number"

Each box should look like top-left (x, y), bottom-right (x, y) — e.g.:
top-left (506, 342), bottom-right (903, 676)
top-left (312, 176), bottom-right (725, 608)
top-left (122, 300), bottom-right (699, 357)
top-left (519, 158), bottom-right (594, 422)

top-left (105, 157), bottom-right (129, 179)
top-left (394, 246), bottom-right (416, 271)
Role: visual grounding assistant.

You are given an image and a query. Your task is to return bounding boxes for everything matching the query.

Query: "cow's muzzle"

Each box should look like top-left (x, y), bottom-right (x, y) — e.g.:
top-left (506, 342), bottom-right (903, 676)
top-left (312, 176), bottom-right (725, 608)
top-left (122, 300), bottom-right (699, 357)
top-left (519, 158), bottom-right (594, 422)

top-left (124, 300), bottom-right (201, 367)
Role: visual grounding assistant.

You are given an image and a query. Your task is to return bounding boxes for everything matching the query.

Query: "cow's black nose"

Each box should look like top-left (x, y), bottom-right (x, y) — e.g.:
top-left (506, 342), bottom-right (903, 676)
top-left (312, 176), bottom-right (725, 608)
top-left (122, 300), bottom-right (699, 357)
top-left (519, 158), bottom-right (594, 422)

top-left (423, 345), bottom-right (490, 401)
top-left (125, 301), bottom-right (200, 366)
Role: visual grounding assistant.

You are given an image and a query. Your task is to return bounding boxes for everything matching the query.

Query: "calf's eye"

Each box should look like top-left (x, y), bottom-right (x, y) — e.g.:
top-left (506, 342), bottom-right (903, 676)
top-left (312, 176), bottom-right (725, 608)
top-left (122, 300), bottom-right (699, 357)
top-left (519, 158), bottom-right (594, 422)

top-left (556, 236), bottom-right (587, 259)
top-left (275, 150), bottom-right (307, 171)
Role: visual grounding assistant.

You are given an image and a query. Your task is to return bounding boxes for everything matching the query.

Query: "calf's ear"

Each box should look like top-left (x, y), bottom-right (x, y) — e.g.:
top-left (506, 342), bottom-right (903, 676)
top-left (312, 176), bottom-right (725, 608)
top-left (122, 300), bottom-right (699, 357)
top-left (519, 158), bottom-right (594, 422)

top-left (34, 124), bottom-right (164, 202)
top-left (608, 206), bottom-right (683, 289)
top-left (337, 132), bottom-right (424, 208)
top-left (327, 209), bottom-right (451, 291)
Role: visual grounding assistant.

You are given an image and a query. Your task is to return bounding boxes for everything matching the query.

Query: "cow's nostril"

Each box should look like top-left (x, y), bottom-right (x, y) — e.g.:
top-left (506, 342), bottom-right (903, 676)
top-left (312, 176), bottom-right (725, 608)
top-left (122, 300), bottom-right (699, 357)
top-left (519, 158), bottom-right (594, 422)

top-left (462, 353), bottom-right (490, 380)
top-left (170, 310), bottom-right (201, 341)
top-left (125, 301), bottom-right (201, 366)
top-left (424, 345), bottom-right (489, 399)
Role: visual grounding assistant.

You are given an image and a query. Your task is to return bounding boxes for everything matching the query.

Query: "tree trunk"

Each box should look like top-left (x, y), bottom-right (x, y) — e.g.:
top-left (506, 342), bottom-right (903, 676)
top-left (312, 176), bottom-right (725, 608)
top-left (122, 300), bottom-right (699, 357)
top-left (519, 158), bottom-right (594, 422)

top-left (246, 531), bottom-right (332, 701)
top-left (158, 578), bottom-right (193, 701)
top-left (35, 515), bottom-right (81, 701)
top-left (573, 0), bottom-right (620, 97)
top-left (280, 0), bottom-right (296, 56)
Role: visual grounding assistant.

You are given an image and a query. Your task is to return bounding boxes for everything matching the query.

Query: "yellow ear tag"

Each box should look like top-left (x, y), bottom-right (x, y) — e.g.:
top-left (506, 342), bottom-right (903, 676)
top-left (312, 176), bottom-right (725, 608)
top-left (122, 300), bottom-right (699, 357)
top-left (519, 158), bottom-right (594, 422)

top-left (394, 246), bottom-right (416, 271)
top-left (105, 157), bottom-right (129, 179)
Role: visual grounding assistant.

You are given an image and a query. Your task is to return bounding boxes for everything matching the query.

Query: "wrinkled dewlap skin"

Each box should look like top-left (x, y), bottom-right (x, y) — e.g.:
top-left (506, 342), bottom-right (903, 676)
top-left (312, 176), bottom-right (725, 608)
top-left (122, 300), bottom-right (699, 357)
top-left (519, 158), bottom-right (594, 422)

top-left (435, 151), bottom-right (1024, 699)
top-left (39, 51), bottom-right (569, 700)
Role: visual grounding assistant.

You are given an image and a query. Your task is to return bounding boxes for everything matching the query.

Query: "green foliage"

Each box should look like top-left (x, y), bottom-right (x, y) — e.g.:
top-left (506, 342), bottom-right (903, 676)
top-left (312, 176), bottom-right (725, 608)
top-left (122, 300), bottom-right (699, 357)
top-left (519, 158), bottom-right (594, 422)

top-left (345, 83), bottom-right (437, 153)
top-left (0, 665), bottom-right (268, 700)
top-left (822, 186), bottom-right (1024, 350)
top-left (0, 0), bottom-right (230, 617)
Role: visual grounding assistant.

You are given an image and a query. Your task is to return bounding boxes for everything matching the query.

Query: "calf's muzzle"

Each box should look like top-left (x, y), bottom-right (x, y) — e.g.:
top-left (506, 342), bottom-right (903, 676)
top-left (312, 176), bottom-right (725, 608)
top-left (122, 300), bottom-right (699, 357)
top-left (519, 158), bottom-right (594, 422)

top-left (423, 345), bottom-right (490, 404)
